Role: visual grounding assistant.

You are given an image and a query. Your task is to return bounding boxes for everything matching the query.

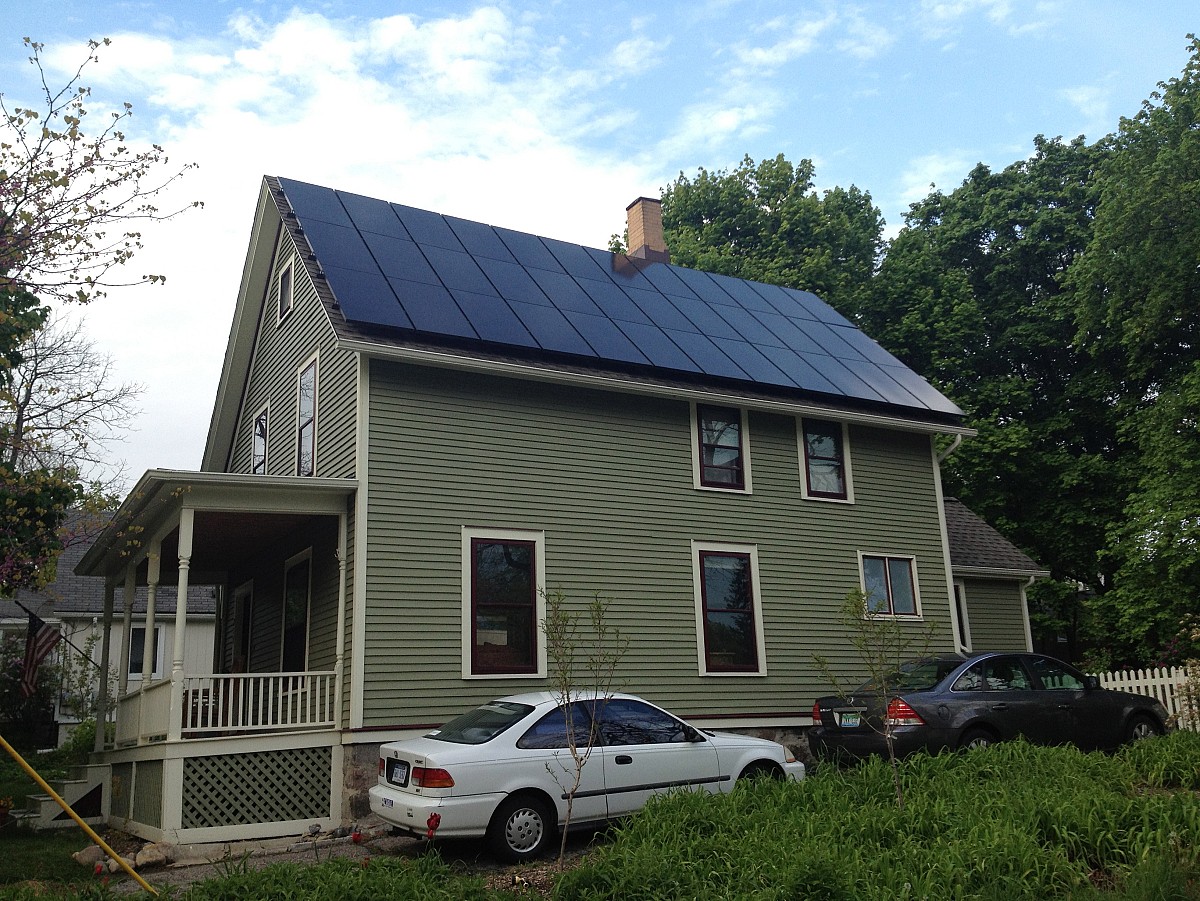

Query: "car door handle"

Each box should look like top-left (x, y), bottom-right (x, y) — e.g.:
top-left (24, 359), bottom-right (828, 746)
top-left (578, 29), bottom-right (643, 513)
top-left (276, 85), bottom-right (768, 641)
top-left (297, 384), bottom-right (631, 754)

top-left (1057, 704), bottom-right (1071, 710)
top-left (991, 703), bottom-right (1009, 711)
top-left (615, 755), bottom-right (633, 765)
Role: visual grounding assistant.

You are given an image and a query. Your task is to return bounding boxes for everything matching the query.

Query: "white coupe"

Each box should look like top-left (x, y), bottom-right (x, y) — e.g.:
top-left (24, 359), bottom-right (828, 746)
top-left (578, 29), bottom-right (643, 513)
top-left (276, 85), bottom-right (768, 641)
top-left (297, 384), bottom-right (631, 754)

top-left (369, 691), bottom-right (805, 860)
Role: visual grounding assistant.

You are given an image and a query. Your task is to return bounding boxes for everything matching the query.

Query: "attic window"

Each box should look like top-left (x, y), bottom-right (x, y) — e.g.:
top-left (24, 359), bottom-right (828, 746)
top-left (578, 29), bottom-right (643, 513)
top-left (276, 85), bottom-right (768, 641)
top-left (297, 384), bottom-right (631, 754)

top-left (278, 259), bottom-right (294, 321)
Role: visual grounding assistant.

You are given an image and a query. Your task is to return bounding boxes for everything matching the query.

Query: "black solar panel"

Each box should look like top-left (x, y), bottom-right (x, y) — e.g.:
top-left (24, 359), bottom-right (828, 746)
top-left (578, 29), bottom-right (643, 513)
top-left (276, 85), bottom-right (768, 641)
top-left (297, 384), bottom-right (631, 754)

top-left (452, 289), bottom-right (539, 348)
top-left (339, 190), bottom-right (409, 238)
top-left (275, 176), bottom-right (964, 420)
top-left (388, 278), bottom-right (476, 339)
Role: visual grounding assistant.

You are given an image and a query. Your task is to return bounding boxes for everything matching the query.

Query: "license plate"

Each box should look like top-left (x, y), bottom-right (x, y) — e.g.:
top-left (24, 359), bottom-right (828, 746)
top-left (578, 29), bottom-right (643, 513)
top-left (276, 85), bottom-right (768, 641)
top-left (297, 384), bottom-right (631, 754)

top-left (388, 760), bottom-right (409, 786)
top-left (838, 712), bottom-right (860, 728)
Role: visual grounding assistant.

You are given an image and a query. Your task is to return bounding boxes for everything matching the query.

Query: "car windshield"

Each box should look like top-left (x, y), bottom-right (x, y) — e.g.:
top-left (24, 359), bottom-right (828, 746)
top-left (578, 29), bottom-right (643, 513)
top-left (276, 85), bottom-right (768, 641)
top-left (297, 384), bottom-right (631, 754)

top-left (856, 659), bottom-right (960, 693)
top-left (425, 701), bottom-right (535, 745)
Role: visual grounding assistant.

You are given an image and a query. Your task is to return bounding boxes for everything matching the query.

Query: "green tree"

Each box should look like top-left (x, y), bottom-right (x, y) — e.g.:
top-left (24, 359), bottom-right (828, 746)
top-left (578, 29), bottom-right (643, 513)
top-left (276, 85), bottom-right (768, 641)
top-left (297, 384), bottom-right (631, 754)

top-left (868, 138), bottom-right (1122, 614)
top-left (1066, 37), bottom-right (1200, 661)
top-left (661, 154), bottom-right (884, 317)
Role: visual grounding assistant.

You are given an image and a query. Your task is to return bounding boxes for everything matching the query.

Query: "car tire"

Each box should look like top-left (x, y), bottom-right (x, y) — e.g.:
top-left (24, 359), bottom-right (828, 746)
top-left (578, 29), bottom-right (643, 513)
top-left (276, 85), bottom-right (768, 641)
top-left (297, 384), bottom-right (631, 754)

top-left (738, 761), bottom-right (783, 781)
top-left (1125, 714), bottom-right (1161, 743)
top-left (487, 793), bottom-right (555, 862)
top-left (958, 728), bottom-right (996, 751)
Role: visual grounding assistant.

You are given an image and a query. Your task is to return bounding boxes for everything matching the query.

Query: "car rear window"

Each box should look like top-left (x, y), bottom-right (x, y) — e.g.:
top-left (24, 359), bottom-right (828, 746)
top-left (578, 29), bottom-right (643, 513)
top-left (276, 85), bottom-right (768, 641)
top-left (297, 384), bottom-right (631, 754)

top-left (425, 701), bottom-right (535, 745)
top-left (857, 659), bottom-right (960, 693)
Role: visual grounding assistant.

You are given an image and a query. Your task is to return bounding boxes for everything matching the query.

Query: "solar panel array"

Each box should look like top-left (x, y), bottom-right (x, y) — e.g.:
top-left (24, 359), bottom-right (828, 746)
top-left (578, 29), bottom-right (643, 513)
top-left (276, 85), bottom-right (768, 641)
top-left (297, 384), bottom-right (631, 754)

top-left (276, 177), bottom-right (962, 418)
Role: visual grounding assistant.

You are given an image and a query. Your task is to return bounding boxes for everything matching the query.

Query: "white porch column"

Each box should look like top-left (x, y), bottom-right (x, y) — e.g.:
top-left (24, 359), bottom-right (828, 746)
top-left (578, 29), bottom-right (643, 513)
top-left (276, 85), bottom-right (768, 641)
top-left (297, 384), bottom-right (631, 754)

top-left (142, 549), bottom-right (160, 685)
top-left (96, 579), bottom-right (116, 753)
top-left (166, 510), bottom-right (193, 743)
top-left (118, 569), bottom-right (136, 697)
top-left (333, 513), bottom-right (348, 731)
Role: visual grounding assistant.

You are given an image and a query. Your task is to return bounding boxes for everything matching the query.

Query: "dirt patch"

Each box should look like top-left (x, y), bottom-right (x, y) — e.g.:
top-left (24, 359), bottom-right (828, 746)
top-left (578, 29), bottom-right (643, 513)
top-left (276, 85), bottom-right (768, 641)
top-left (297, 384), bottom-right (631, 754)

top-left (99, 821), bottom-right (602, 897)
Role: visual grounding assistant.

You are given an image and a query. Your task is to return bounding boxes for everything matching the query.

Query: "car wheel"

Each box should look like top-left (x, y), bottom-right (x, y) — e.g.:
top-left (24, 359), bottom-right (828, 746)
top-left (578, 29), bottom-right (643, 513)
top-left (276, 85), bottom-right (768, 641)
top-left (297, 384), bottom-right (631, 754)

top-left (738, 761), bottom-right (783, 781)
top-left (1125, 714), bottom-right (1161, 743)
top-left (958, 728), bottom-right (996, 751)
top-left (487, 794), bottom-right (555, 862)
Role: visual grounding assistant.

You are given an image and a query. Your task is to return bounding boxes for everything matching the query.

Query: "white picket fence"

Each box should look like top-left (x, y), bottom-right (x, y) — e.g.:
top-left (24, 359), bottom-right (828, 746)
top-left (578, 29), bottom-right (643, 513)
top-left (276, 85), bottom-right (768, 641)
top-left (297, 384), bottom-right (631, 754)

top-left (1094, 665), bottom-right (1199, 732)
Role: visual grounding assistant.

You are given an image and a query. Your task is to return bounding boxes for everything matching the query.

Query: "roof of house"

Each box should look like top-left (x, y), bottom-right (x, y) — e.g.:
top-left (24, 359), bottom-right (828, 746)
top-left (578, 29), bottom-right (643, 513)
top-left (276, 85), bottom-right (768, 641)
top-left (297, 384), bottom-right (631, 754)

top-left (270, 177), bottom-right (965, 427)
top-left (944, 497), bottom-right (1048, 578)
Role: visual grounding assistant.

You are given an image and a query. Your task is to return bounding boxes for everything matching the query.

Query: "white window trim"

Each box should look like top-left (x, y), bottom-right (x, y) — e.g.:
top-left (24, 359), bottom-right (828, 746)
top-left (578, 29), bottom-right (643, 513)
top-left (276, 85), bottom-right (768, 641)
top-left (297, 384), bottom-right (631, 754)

top-left (461, 526), bottom-right (547, 680)
top-left (953, 579), bottom-right (972, 654)
top-left (690, 402), bottom-right (753, 494)
top-left (296, 354), bottom-right (319, 477)
top-left (280, 549), bottom-right (313, 672)
top-left (252, 403), bottom-right (269, 475)
top-left (277, 255), bottom-right (295, 323)
top-left (798, 418), bottom-right (855, 503)
top-left (691, 540), bottom-right (768, 676)
top-left (857, 551), bottom-right (924, 620)
top-left (127, 625), bottom-right (164, 681)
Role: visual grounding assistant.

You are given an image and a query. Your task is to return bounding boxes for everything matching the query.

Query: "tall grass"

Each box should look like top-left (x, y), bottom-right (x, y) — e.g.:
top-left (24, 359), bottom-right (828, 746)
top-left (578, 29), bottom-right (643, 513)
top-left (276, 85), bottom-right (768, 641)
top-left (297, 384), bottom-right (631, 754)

top-left (554, 734), bottom-right (1200, 900)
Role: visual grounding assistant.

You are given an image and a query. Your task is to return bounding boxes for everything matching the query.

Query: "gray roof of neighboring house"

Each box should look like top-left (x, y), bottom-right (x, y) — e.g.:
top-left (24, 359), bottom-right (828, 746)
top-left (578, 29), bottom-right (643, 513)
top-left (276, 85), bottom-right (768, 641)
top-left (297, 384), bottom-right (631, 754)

top-left (944, 497), bottom-right (1048, 577)
top-left (271, 177), bottom-right (965, 426)
top-left (1, 512), bottom-right (217, 623)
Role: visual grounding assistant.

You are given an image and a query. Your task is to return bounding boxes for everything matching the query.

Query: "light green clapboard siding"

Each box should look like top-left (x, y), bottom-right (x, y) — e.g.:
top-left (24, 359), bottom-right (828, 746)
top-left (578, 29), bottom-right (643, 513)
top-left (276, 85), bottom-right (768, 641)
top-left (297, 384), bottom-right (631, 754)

top-left (963, 578), bottom-right (1029, 652)
top-left (360, 360), bottom-right (958, 727)
top-left (227, 231), bottom-right (357, 479)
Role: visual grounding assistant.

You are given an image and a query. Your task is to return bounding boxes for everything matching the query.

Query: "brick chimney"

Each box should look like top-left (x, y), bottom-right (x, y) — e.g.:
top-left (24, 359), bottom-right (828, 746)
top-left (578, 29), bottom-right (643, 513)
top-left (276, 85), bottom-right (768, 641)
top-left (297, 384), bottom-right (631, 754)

top-left (626, 197), bottom-right (670, 263)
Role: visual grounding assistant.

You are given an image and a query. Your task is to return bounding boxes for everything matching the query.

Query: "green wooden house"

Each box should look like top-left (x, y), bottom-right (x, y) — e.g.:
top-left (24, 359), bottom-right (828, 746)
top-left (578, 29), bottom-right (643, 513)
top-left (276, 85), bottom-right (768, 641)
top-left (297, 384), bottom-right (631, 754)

top-left (74, 177), bottom-right (1040, 843)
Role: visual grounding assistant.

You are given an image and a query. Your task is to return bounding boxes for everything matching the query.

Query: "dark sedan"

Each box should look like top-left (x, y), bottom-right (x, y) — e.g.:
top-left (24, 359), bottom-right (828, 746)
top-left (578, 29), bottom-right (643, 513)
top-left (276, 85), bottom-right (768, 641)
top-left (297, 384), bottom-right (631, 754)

top-left (809, 652), bottom-right (1169, 760)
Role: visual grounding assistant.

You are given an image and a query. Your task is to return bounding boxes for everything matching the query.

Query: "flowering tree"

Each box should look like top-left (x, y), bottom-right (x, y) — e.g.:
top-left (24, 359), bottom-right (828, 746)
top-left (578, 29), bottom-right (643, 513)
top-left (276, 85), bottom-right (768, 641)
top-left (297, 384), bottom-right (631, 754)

top-left (0, 36), bottom-right (199, 594)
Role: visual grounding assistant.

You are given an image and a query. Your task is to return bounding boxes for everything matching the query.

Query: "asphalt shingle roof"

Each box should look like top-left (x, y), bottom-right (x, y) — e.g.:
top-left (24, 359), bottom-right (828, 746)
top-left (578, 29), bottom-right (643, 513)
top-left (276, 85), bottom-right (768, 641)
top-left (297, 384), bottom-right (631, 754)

top-left (944, 497), bottom-right (1045, 575)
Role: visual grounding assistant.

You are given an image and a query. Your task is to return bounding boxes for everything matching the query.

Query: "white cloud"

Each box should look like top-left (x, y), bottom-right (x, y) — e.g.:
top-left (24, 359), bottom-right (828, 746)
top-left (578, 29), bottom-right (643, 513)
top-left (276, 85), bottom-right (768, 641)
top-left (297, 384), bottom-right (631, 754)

top-left (896, 150), bottom-right (976, 207)
top-left (732, 12), bottom-right (837, 70)
top-left (22, 8), bottom-right (664, 486)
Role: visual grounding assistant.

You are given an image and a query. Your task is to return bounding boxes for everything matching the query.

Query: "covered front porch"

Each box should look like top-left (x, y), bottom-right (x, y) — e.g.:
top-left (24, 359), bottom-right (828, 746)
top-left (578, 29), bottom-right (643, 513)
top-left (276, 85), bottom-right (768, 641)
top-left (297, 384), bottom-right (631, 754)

top-left (76, 470), bottom-right (357, 842)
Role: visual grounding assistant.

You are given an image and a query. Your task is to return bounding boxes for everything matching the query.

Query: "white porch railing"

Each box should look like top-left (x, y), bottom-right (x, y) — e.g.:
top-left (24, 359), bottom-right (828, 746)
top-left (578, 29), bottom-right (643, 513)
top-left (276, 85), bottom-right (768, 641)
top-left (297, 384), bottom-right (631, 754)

top-left (114, 672), bottom-right (336, 745)
top-left (1094, 665), bottom-right (1199, 731)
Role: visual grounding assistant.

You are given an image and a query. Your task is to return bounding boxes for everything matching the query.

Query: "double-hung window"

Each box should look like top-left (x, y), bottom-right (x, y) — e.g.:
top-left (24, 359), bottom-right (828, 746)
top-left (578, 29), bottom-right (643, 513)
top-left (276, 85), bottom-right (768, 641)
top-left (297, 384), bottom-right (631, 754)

top-left (296, 358), bottom-right (317, 476)
top-left (127, 626), bottom-right (163, 679)
top-left (800, 418), bottom-right (851, 501)
top-left (693, 542), bottom-right (766, 674)
top-left (860, 554), bottom-right (920, 617)
top-left (463, 528), bottom-right (546, 677)
top-left (694, 404), bottom-right (750, 491)
top-left (252, 408), bottom-right (268, 475)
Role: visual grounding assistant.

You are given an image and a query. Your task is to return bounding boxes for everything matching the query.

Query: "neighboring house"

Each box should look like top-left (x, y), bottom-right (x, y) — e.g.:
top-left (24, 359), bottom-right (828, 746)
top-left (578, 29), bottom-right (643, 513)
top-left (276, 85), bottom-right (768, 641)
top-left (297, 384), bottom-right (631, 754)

top-left (0, 513), bottom-right (217, 746)
top-left (943, 497), bottom-right (1048, 656)
top-left (72, 177), bottom-right (1037, 844)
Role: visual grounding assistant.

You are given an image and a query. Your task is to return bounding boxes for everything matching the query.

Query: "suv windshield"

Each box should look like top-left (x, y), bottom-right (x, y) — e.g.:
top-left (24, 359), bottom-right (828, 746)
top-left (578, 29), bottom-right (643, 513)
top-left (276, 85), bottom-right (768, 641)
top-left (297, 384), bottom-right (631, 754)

top-left (425, 701), bottom-right (534, 745)
top-left (856, 659), bottom-right (961, 693)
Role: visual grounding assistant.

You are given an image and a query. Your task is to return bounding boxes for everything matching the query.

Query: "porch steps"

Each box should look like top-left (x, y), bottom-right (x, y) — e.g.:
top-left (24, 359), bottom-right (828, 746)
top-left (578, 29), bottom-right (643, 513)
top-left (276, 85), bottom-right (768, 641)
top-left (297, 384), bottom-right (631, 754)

top-left (11, 763), bottom-right (108, 830)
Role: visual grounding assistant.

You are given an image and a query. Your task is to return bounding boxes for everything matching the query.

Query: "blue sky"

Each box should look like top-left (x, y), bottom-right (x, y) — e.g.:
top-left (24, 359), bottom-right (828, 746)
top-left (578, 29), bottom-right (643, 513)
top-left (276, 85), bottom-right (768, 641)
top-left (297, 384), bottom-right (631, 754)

top-left (3, 1), bottom-right (1196, 483)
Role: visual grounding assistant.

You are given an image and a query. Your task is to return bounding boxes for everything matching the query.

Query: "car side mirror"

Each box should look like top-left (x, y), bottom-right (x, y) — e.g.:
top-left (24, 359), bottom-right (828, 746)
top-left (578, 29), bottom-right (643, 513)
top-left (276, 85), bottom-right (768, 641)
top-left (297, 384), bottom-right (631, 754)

top-left (682, 725), bottom-right (704, 743)
top-left (1084, 675), bottom-right (1100, 690)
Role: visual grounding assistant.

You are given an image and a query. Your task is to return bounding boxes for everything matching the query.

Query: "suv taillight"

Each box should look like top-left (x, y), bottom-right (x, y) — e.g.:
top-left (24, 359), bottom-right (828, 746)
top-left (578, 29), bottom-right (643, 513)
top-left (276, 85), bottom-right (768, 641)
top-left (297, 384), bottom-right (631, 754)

top-left (411, 767), bottom-right (454, 788)
top-left (812, 702), bottom-right (822, 724)
top-left (884, 698), bottom-right (925, 727)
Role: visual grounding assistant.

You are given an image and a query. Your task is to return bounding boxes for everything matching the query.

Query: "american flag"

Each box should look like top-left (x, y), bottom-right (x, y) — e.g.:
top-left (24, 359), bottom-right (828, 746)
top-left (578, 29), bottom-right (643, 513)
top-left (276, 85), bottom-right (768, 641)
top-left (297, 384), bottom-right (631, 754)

top-left (20, 612), bottom-right (61, 698)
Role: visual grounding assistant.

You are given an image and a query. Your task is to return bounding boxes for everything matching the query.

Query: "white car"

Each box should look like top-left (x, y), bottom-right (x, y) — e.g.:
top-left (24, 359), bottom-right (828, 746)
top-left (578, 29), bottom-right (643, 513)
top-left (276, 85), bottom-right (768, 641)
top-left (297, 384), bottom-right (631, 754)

top-left (369, 690), bottom-right (805, 860)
